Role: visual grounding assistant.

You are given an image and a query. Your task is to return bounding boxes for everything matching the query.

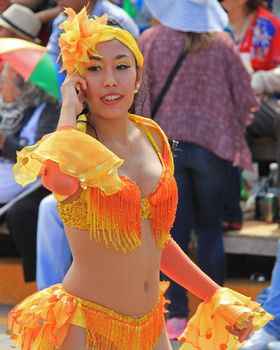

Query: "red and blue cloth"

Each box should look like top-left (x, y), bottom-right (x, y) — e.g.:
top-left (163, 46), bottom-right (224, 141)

top-left (240, 7), bottom-right (280, 70)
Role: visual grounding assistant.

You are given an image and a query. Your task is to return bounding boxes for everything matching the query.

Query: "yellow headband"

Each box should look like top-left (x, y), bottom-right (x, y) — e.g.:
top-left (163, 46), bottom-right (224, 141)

top-left (59, 7), bottom-right (144, 75)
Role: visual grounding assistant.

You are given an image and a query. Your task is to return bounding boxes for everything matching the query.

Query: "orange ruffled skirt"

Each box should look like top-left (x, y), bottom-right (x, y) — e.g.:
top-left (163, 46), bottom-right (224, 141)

top-left (7, 284), bottom-right (273, 350)
top-left (7, 283), bottom-right (168, 350)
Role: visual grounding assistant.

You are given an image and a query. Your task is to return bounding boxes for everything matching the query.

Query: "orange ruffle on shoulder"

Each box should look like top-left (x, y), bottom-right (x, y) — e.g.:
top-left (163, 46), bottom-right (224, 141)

top-left (7, 285), bottom-right (77, 350)
top-left (13, 127), bottom-right (125, 195)
top-left (179, 287), bottom-right (274, 350)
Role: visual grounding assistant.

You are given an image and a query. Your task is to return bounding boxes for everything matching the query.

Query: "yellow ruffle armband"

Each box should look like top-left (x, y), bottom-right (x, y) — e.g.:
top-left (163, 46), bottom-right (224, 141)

top-left (13, 128), bottom-right (125, 195)
top-left (179, 287), bottom-right (274, 350)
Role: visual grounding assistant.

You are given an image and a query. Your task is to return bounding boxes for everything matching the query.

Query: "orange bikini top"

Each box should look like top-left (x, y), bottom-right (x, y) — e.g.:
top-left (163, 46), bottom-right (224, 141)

top-left (13, 114), bottom-right (178, 252)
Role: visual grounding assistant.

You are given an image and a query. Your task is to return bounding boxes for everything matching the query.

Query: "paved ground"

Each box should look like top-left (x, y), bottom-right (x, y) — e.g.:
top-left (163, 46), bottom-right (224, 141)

top-left (0, 304), bottom-right (181, 350)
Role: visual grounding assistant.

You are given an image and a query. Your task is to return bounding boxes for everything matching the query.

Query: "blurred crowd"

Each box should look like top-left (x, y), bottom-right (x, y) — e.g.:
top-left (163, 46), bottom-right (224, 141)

top-left (0, 1), bottom-right (280, 349)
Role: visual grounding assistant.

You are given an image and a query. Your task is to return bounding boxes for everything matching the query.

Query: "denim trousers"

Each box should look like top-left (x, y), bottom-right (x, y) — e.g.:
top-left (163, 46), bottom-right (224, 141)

top-left (223, 165), bottom-right (243, 224)
top-left (36, 194), bottom-right (72, 290)
top-left (165, 142), bottom-right (231, 318)
top-left (256, 240), bottom-right (280, 339)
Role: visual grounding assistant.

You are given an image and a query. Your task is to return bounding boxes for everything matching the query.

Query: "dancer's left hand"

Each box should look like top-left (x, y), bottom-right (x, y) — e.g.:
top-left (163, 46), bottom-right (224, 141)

top-left (225, 316), bottom-right (253, 342)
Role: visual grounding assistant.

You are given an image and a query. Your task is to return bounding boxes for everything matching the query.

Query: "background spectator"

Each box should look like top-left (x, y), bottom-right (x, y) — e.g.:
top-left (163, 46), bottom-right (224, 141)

top-left (221, 0), bottom-right (280, 233)
top-left (241, 240), bottom-right (280, 349)
top-left (221, 0), bottom-right (280, 136)
top-left (0, 2), bottom-right (62, 45)
top-left (0, 0), bottom-right (55, 13)
top-left (0, 62), bottom-right (59, 281)
top-left (122, 0), bottom-right (152, 32)
top-left (0, 3), bottom-right (41, 42)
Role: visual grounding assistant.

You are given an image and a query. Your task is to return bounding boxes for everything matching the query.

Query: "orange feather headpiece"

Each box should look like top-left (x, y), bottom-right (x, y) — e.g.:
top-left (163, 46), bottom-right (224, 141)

top-left (59, 7), bottom-right (144, 75)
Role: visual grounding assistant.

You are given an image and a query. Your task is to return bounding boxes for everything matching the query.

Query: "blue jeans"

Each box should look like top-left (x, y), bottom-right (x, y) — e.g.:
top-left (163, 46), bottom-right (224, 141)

top-left (36, 194), bottom-right (71, 290)
top-left (256, 240), bottom-right (280, 339)
top-left (223, 165), bottom-right (243, 224)
top-left (166, 142), bottom-right (231, 318)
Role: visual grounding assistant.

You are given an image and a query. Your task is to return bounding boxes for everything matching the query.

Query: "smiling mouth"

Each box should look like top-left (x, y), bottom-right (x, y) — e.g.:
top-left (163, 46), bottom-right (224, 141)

top-left (101, 94), bottom-right (123, 105)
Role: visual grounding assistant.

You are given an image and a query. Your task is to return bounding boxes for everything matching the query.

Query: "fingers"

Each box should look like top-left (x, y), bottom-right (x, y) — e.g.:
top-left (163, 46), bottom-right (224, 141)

top-left (225, 316), bottom-right (254, 343)
top-left (238, 317), bottom-right (253, 343)
top-left (63, 73), bottom-right (88, 93)
top-left (60, 74), bottom-right (88, 116)
top-left (78, 90), bottom-right (86, 105)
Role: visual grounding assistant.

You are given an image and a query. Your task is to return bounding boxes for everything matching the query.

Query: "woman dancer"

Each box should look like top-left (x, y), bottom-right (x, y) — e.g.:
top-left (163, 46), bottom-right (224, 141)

top-left (7, 7), bottom-right (272, 350)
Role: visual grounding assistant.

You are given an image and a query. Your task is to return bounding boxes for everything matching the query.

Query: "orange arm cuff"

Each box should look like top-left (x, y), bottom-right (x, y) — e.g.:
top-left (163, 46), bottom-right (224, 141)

top-left (161, 238), bottom-right (219, 302)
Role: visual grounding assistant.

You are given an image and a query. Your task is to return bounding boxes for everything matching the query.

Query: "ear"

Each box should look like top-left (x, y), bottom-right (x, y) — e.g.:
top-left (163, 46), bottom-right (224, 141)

top-left (135, 66), bottom-right (143, 93)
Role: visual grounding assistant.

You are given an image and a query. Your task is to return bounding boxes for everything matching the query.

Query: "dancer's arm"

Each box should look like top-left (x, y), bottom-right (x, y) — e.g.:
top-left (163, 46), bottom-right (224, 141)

top-left (40, 74), bottom-right (87, 197)
top-left (160, 238), bottom-right (219, 301)
top-left (161, 238), bottom-right (272, 344)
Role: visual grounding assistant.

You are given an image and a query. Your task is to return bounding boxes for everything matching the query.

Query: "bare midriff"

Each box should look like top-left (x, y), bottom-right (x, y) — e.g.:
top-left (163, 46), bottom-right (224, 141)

top-left (62, 218), bottom-right (162, 316)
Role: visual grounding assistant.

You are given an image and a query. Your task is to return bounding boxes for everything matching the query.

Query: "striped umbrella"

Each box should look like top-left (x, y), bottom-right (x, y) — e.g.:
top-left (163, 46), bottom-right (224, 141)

top-left (0, 38), bottom-right (60, 99)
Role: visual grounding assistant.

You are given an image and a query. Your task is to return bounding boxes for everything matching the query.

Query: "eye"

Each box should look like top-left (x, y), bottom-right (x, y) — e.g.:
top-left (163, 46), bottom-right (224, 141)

top-left (116, 64), bottom-right (130, 70)
top-left (87, 65), bottom-right (102, 72)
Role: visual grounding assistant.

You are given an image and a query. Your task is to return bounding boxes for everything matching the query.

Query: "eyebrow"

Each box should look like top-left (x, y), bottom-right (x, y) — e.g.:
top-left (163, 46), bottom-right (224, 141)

top-left (89, 54), bottom-right (132, 61)
top-left (90, 55), bottom-right (103, 61)
top-left (115, 54), bottom-right (131, 60)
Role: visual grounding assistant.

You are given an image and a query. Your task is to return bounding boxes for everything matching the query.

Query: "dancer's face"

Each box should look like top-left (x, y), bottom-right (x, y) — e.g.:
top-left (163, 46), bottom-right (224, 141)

top-left (83, 39), bottom-right (141, 121)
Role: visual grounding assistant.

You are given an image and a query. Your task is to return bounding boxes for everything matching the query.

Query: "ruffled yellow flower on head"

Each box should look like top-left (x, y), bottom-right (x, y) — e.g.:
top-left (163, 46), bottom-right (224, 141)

top-left (59, 7), bottom-right (144, 75)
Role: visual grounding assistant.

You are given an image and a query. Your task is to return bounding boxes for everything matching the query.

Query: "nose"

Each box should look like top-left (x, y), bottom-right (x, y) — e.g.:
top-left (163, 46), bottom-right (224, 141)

top-left (103, 67), bottom-right (118, 88)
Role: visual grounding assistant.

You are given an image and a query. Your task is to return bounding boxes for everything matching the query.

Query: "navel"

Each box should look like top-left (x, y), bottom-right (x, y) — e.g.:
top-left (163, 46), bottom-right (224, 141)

top-left (144, 281), bottom-right (149, 292)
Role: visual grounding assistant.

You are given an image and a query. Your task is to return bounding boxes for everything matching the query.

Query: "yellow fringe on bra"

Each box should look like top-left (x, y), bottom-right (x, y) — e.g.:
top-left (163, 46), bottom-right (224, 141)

top-left (57, 115), bottom-right (178, 252)
top-left (150, 173), bottom-right (178, 248)
top-left (58, 169), bottom-right (176, 252)
top-left (86, 169), bottom-right (177, 252)
top-left (87, 181), bottom-right (142, 252)
top-left (83, 115), bottom-right (177, 252)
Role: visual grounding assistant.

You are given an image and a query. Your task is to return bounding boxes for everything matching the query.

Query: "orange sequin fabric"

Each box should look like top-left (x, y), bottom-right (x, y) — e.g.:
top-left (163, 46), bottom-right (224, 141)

top-left (57, 114), bottom-right (178, 252)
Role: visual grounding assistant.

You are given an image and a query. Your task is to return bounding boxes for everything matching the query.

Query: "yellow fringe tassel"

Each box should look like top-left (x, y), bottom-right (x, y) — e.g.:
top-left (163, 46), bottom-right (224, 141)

top-left (150, 173), bottom-right (178, 248)
top-left (81, 289), bottom-right (167, 350)
top-left (87, 180), bottom-right (142, 252)
top-left (7, 283), bottom-right (169, 350)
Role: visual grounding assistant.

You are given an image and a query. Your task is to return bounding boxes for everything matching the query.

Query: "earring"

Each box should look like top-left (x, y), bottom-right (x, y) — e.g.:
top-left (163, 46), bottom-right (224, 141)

top-left (134, 82), bottom-right (140, 93)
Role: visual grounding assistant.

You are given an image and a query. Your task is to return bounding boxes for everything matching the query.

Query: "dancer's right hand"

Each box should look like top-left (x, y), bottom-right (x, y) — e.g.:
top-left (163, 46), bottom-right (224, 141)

top-left (59, 74), bottom-right (88, 127)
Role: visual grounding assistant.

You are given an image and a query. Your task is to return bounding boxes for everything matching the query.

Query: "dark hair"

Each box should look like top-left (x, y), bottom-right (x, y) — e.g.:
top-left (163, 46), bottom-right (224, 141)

top-left (247, 0), bottom-right (265, 12)
top-left (106, 17), bottom-right (124, 29)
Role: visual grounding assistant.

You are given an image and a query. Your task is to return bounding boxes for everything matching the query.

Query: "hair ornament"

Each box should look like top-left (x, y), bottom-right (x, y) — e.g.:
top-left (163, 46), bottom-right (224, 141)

top-left (59, 7), bottom-right (143, 75)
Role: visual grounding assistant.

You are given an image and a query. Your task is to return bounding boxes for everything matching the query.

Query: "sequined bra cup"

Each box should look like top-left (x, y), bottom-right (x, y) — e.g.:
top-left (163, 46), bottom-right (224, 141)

top-left (56, 115), bottom-right (178, 252)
